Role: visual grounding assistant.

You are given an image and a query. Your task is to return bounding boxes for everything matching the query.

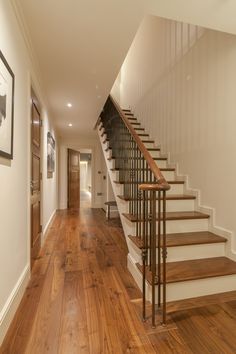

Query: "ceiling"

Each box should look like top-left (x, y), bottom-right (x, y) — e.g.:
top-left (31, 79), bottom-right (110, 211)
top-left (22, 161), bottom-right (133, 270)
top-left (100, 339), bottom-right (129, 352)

top-left (13, 0), bottom-right (236, 139)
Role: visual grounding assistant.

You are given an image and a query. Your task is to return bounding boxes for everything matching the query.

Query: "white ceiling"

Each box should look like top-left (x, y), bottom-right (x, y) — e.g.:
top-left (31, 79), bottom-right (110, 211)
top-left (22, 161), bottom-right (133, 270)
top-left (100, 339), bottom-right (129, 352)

top-left (13, 0), bottom-right (236, 139)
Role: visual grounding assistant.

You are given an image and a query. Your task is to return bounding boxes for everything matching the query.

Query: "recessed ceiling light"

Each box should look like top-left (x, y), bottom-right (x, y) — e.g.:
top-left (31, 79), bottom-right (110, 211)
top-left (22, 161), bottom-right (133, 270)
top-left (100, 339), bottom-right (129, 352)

top-left (67, 103), bottom-right (72, 108)
top-left (68, 123), bottom-right (73, 127)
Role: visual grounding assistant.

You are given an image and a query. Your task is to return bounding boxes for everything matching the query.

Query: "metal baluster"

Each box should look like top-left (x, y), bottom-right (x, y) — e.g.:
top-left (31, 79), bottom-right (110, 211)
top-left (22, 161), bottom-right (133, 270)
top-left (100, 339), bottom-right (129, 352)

top-left (162, 190), bottom-right (167, 325)
top-left (158, 190), bottom-right (161, 308)
top-left (142, 189), bottom-right (147, 321)
top-left (151, 188), bottom-right (157, 328)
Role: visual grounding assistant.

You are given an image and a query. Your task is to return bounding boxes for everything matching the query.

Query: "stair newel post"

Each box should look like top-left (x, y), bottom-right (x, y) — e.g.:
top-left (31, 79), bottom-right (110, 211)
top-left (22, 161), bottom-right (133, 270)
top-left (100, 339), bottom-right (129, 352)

top-left (151, 188), bottom-right (157, 328)
top-left (148, 170), bottom-right (153, 271)
top-left (142, 189), bottom-right (147, 321)
top-left (162, 190), bottom-right (167, 325)
top-left (158, 190), bottom-right (161, 308)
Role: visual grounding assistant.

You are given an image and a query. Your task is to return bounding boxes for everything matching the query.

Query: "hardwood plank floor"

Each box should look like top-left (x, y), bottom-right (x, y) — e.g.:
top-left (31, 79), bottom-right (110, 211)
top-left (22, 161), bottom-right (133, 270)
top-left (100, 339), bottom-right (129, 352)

top-left (2, 207), bottom-right (236, 353)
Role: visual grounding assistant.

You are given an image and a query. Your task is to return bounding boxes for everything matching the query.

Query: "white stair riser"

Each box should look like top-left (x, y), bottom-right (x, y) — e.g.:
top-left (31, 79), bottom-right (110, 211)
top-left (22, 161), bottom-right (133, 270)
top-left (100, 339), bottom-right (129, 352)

top-left (167, 184), bottom-right (184, 194)
top-left (112, 182), bottom-right (184, 196)
top-left (112, 170), bottom-right (176, 183)
top-left (123, 217), bottom-right (209, 235)
top-left (154, 160), bottom-right (167, 168)
top-left (149, 150), bottom-right (160, 158)
top-left (128, 240), bottom-right (225, 264)
top-left (119, 197), bottom-right (194, 212)
top-left (162, 171), bottom-right (175, 180)
top-left (143, 142), bottom-right (155, 148)
top-left (128, 255), bottom-right (236, 303)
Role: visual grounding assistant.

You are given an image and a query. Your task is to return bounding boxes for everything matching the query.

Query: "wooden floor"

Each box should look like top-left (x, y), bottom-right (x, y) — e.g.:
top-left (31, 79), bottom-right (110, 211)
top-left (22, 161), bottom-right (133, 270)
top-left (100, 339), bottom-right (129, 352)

top-left (2, 207), bottom-right (236, 353)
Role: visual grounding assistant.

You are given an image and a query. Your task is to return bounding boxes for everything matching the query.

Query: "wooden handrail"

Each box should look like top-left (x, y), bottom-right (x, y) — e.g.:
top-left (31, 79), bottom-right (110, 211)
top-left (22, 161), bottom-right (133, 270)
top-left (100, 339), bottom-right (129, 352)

top-left (110, 95), bottom-right (170, 191)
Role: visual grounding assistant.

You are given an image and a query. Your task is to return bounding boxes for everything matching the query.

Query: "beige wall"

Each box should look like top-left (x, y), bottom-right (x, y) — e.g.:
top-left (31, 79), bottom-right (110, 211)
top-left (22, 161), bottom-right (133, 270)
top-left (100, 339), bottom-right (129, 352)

top-left (112, 15), bottom-right (236, 250)
top-left (0, 0), bottom-right (57, 343)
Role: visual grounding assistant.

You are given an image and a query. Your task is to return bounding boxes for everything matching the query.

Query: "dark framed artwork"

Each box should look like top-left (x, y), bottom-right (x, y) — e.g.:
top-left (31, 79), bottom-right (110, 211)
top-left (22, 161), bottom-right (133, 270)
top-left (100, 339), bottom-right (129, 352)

top-left (47, 132), bottom-right (55, 178)
top-left (0, 50), bottom-right (14, 159)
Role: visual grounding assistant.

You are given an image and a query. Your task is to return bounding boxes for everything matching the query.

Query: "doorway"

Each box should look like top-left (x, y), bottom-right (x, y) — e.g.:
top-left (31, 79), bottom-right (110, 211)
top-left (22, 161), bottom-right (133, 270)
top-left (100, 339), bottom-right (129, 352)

top-left (68, 148), bottom-right (80, 209)
top-left (30, 89), bottom-right (42, 269)
top-left (80, 152), bottom-right (92, 208)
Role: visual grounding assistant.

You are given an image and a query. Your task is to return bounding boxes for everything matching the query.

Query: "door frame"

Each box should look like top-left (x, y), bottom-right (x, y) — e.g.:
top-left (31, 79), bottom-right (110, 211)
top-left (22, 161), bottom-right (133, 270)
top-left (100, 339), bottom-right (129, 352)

top-left (67, 148), bottom-right (80, 208)
top-left (30, 87), bottom-right (43, 269)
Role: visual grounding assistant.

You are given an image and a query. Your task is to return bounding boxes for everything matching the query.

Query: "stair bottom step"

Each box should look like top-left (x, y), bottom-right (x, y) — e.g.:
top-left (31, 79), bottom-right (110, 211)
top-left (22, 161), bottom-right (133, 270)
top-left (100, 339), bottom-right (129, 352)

top-left (136, 257), bottom-right (236, 284)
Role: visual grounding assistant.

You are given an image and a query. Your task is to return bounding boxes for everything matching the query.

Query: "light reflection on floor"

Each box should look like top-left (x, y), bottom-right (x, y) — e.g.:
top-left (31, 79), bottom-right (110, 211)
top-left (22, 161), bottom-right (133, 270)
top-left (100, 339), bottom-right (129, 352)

top-left (80, 190), bottom-right (91, 208)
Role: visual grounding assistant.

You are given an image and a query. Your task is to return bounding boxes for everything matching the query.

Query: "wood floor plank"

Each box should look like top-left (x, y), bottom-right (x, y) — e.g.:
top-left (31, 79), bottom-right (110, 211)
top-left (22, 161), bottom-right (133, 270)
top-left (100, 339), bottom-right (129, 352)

top-left (2, 200), bottom-right (236, 353)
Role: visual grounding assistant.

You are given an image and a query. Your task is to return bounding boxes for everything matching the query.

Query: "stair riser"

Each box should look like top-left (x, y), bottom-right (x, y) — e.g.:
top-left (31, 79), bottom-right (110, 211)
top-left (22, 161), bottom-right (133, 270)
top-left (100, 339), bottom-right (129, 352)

top-left (143, 142), bottom-right (155, 149)
top-left (149, 151), bottom-right (160, 158)
top-left (118, 197), bottom-right (194, 212)
top-left (128, 240), bottom-right (225, 264)
top-left (123, 217), bottom-right (209, 235)
top-left (114, 182), bottom-right (184, 196)
top-left (128, 255), bottom-right (236, 303)
top-left (112, 170), bottom-right (175, 183)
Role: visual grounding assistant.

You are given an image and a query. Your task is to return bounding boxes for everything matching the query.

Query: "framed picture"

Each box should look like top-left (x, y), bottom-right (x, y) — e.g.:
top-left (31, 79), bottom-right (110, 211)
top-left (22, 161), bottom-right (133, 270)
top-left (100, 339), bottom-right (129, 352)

top-left (0, 50), bottom-right (14, 159)
top-left (47, 132), bottom-right (55, 178)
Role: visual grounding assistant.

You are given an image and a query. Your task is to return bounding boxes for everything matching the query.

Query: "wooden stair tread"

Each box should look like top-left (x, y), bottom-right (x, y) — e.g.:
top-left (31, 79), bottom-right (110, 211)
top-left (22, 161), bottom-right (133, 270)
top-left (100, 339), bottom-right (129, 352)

top-left (123, 211), bottom-right (209, 222)
top-left (111, 167), bottom-right (175, 172)
top-left (117, 194), bottom-right (195, 201)
top-left (142, 140), bottom-right (154, 143)
top-left (113, 180), bottom-right (183, 185)
top-left (136, 257), bottom-right (236, 284)
top-left (111, 157), bottom-right (167, 161)
top-left (128, 231), bottom-right (226, 249)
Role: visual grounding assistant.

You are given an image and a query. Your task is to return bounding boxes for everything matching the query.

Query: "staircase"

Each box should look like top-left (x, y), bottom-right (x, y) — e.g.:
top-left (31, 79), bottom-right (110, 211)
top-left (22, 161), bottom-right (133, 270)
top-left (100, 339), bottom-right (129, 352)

top-left (97, 95), bottom-right (236, 327)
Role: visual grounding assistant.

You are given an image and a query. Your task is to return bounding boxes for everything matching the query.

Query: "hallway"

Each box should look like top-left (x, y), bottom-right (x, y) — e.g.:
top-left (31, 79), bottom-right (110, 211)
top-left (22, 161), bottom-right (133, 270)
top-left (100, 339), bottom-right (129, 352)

top-left (2, 206), bottom-right (236, 353)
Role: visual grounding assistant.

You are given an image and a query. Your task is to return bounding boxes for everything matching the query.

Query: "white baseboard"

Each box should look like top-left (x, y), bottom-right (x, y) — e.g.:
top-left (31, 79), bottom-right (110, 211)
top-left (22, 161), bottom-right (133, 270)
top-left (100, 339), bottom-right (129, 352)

top-left (0, 264), bottom-right (30, 345)
top-left (42, 209), bottom-right (56, 244)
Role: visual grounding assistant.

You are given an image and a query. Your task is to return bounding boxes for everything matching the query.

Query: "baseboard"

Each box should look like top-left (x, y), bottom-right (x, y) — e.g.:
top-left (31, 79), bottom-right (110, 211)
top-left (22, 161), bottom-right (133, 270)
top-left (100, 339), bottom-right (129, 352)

top-left (0, 264), bottom-right (30, 345)
top-left (42, 209), bottom-right (56, 244)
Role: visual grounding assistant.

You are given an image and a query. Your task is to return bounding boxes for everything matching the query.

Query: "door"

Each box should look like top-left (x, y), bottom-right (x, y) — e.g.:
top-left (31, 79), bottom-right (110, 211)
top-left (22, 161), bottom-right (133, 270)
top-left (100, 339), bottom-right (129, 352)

top-left (68, 149), bottom-right (80, 208)
top-left (30, 90), bottom-right (41, 268)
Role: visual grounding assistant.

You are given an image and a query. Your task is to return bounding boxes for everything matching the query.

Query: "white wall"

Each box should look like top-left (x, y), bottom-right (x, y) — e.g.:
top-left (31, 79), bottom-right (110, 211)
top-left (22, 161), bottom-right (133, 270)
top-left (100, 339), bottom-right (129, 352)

top-left (59, 135), bottom-right (105, 209)
top-left (0, 0), bottom-right (57, 344)
top-left (112, 15), bottom-right (236, 249)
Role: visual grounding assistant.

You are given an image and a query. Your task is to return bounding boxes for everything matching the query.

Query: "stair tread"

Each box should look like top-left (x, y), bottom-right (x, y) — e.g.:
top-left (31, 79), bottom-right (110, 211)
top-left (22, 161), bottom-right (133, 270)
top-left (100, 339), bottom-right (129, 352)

top-left (114, 180), bottom-right (183, 184)
top-left (111, 157), bottom-right (167, 160)
top-left (111, 167), bottom-right (175, 172)
top-left (136, 257), bottom-right (236, 284)
top-left (117, 194), bottom-right (195, 201)
top-left (123, 211), bottom-right (209, 222)
top-left (129, 231), bottom-right (226, 249)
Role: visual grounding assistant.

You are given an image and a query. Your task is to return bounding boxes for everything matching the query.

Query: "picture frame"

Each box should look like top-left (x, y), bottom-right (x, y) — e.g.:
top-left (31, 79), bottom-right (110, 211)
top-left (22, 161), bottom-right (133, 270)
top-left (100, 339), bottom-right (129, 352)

top-left (47, 131), bottom-right (55, 178)
top-left (0, 50), bottom-right (14, 159)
